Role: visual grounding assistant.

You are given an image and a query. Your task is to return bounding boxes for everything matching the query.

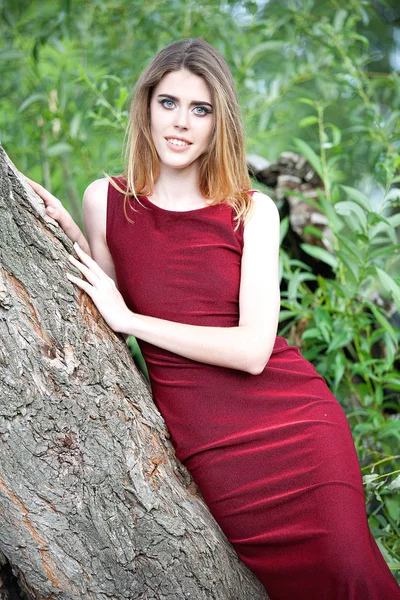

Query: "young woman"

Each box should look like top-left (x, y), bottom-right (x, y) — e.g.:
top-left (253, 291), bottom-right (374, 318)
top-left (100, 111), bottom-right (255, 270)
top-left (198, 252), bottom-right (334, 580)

top-left (28, 39), bottom-right (400, 599)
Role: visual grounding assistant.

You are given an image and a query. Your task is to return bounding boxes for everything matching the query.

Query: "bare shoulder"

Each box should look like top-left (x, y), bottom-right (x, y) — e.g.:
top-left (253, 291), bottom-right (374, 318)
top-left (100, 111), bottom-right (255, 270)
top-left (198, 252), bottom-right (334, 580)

top-left (251, 190), bottom-right (279, 217)
top-left (82, 178), bottom-right (117, 279)
top-left (244, 191), bottom-right (280, 236)
top-left (83, 177), bottom-right (109, 209)
top-left (82, 178), bottom-right (109, 241)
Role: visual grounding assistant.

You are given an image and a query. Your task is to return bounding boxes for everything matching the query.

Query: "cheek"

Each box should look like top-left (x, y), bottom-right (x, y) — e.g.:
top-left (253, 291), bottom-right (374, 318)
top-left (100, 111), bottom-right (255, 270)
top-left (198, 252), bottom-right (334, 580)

top-left (192, 117), bottom-right (214, 142)
top-left (150, 103), bottom-right (166, 132)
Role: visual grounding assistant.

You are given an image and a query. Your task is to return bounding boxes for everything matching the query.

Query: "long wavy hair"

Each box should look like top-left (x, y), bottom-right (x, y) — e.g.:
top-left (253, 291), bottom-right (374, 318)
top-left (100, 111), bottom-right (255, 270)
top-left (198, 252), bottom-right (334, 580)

top-left (114, 38), bottom-right (252, 224)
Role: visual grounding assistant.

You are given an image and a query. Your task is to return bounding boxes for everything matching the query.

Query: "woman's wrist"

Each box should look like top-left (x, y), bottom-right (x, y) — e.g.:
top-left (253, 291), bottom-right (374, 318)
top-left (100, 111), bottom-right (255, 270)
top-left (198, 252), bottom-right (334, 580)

top-left (75, 232), bottom-right (91, 256)
top-left (64, 218), bottom-right (91, 255)
top-left (118, 308), bottom-right (139, 336)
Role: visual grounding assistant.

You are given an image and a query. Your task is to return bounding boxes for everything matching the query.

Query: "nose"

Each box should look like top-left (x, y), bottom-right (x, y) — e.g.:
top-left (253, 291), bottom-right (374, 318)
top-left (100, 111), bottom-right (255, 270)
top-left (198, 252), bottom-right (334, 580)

top-left (173, 107), bottom-right (189, 130)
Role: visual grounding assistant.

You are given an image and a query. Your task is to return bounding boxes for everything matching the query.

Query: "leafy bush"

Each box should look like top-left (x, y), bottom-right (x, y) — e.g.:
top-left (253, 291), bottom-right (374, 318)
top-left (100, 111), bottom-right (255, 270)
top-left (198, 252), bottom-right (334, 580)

top-left (280, 103), bottom-right (400, 574)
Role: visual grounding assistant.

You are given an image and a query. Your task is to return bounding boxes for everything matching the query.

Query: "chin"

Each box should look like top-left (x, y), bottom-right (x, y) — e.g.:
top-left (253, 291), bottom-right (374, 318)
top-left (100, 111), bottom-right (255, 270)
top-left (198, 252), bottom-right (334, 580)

top-left (160, 155), bottom-right (200, 171)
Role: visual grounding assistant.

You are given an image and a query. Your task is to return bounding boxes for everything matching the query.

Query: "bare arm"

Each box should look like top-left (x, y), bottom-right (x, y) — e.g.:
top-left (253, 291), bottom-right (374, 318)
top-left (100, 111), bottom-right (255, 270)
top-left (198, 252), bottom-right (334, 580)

top-left (82, 178), bottom-right (117, 281)
top-left (26, 178), bottom-right (92, 256)
top-left (27, 176), bottom-right (129, 341)
top-left (82, 178), bottom-right (128, 341)
top-left (119, 192), bottom-right (280, 374)
top-left (69, 191), bottom-right (281, 374)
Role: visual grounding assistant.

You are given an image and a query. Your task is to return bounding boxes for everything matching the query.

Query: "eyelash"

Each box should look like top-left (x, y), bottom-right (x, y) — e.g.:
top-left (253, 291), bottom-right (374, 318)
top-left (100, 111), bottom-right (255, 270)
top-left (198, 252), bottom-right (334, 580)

top-left (158, 99), bottom-right (212, 116)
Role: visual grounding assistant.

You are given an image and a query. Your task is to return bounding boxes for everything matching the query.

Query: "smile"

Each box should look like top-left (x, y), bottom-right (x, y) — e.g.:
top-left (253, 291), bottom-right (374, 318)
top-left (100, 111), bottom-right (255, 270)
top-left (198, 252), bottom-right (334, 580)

top-left (165, 137), bottom-right (191, 147)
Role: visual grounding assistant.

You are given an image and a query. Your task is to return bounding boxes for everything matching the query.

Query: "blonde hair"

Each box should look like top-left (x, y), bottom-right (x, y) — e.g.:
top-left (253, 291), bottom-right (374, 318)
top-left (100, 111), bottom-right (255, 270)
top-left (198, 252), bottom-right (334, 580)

top-left (114, 38), bottom-right (252, 225)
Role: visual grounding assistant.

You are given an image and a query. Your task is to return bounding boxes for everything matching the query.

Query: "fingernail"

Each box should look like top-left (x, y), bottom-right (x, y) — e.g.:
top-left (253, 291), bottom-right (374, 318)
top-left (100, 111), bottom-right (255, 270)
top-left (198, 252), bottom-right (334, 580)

top-left (73, 242), bottom-right (80, 249)
top-left (47, 207), bottom-right (54, 213)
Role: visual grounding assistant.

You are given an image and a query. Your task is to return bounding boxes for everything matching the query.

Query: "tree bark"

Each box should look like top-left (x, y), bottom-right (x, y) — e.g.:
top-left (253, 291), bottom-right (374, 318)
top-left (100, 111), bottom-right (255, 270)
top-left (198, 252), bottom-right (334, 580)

top-left (0, 146), bottom-right (268, 600)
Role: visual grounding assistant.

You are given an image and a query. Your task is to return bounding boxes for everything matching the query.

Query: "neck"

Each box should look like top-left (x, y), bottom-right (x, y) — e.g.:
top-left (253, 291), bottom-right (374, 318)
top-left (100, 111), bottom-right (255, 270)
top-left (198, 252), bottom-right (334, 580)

top-left (151, 163), bottom-right (208, 210)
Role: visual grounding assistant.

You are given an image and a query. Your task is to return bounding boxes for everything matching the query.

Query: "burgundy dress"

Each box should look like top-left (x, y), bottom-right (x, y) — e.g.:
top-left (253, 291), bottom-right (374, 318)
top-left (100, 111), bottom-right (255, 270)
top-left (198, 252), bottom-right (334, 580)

top-left (106, 179), bottom-right (400, 599)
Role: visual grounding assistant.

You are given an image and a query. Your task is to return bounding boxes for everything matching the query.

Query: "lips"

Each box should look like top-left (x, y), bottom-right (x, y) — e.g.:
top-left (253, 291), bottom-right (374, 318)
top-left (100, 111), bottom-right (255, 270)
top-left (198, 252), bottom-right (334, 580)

top-left (165, 136), bottom-right (192, 147)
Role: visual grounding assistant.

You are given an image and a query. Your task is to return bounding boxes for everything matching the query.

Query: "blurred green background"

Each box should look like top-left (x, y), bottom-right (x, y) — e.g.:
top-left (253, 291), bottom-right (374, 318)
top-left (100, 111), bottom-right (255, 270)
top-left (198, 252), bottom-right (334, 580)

top-left (1, 0), bottom-right (400, 580)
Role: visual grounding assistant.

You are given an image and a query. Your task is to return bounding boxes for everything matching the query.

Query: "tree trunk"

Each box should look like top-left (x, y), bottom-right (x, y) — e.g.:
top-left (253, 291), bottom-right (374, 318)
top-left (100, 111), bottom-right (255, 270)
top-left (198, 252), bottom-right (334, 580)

top-left (0, 146), bottom-right (268, 600)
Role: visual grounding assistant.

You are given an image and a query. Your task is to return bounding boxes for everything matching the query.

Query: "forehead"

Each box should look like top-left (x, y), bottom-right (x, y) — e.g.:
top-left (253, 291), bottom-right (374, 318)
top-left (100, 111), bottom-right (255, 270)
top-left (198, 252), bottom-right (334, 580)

top-left (153, 69), bottom-right (212, 101)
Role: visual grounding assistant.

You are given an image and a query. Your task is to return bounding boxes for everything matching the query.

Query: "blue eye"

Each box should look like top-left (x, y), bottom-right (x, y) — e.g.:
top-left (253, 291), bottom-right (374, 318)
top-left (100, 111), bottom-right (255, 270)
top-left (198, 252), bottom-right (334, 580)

top-left (193, 106), bottom-right (210, 116)
top-left (160, 99), bottom-right (175, 109)
top-left (158, 98), bottom-right (211, 115)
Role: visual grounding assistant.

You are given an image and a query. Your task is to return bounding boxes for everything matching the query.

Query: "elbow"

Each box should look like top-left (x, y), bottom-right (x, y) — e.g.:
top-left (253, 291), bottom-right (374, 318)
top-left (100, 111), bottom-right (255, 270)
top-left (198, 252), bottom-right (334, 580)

top-left (238, 330), bottom-right (275, 375)
top-left (244, 350), bottom-right (271, 376)
top-left (246, 362), bottom-right (266, 376)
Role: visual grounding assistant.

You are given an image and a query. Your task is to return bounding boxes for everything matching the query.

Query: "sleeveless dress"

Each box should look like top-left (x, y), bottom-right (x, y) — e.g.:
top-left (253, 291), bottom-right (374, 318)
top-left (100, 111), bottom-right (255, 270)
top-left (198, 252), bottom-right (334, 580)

top-left (106, 179), bottom-right (400, 600)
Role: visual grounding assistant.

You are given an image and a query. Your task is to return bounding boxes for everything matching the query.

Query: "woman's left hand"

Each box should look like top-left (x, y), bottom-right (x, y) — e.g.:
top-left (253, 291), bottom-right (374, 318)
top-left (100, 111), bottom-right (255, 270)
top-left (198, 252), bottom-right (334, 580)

top-left (66, 242), bottom-right (131, 334)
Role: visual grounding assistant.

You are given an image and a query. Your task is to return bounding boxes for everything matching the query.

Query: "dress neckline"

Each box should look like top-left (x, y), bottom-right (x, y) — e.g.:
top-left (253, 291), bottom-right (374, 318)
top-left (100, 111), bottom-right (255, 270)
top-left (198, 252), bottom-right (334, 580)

top-left (140, 194), bottom-right (216, 214)
top-left (137, 190), bottom-right (257, 214)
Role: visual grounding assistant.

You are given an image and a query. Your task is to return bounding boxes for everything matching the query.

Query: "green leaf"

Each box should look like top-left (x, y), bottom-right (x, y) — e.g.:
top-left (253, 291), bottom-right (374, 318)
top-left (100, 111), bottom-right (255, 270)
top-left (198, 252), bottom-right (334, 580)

top-left (383, 374), bottom-right (400, 390)
top-left (376, 268), bottom-right (400, 311)
top-left (18, 93), bottom-right (47, 113)
top-left (385, 188), bottom-right (400, 202)
top-left (245, 41), bottom-right (286, 67)
top-left (368, 217), bottom-right (397, 245)
top-left (314, 307), bottom-right (332, 329)
top-left (334, 201), bottom-right (367, 230)
top-left (356, 233), bottom-right (369, 244)
top-left (333, 352), bottom-right (345, 390)
top-left (363, 473), bottom-right (380, 487)
top-left (388, 475), bottom-right (400, 492)
top-left (325, 123), bottom-right (342, 147)
top-left (327, 328), bottom-right (354, 352)
top-left (377, 421), bottom-right (400, 441)
top-left (340, 185), bottom-right (372, 211)
top-left (69, 113), bottom-right (82, 139)
top-left (297, 98), bottom-right (317, 108)
top-left (382, 333), bottom-right (397, 370)
top-left (280, 216), bottom-right (289, 245)
top-left (369, 244), bottom-right (400, 261)
top-left (298, 116), bottom-right (319, 128)
top-left (302, 327), bottom-right (323, 341)
top-left (127, 336), bottom-right (149, 380)
top-left (348, 33), bottom-right (369, 46)
top-left (333, 9), bottom-right (348, 32)
top-left (364, 301), bottom-right (398, 345)
top-left (335, 250), bottom-right (359, 281)
top-left (302, 225), bottom-right (323, 239)
top-left (46, 142), bottom-right (73, 157)
top-left (388, 213), bottom-right (400, 228)
top-left (374, 385), bottom-right (383, 405)
top-left (316, 189), bottom-right (344, 232)
top-left (336, 236), bottom-right (362, 260)
top-left (300, 243), bottom-right (338, 269)
top-left (293, 138), bottom-right (323, 179)
top-left (279, 310), bottom-right (296, 321)
top-left (287, 270), bottom-right (317, 302)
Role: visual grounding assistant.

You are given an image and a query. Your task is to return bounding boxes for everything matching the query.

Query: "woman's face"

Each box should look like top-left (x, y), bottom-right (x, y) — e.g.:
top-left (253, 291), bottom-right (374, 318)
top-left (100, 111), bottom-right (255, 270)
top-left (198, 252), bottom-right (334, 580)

top-left (150, 69), bottom-right (215, 172)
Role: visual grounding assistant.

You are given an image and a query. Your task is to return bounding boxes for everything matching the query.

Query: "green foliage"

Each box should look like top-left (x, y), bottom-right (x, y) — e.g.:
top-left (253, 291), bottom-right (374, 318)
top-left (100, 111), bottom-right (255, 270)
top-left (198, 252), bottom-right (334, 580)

top-left (126, 335), bottom-right (150, 383)
top-left (1, 0), bottom-right (399, 577)
top-left (280, 98), bottom-right (400, 574)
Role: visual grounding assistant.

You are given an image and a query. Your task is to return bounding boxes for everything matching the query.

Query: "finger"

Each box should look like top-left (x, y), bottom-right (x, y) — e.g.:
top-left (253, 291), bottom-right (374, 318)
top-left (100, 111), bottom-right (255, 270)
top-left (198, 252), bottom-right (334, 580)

top-left (68, 254), bottom-right (99, 285)
top-left (73, 243), bottom-right (105, 278)
top-left (25, 177), bottom-right (62, 209)
top-left (66, 272), bottom-right (93, 295)
top-left (25, 177), bottom-right (49, 196)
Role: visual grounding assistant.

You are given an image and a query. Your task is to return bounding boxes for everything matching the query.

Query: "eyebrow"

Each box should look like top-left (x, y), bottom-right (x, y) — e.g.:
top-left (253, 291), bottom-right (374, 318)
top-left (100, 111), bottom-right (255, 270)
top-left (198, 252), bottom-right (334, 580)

top-left (157, 93), bottom-right (213, 108)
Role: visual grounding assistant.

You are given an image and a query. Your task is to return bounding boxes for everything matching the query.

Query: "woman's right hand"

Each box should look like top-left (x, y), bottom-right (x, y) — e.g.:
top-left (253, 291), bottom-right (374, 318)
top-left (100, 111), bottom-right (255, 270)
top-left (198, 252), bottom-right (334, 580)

top-left (26, 177), bottom-right (72, 229)
top-left (26, 177), bottom-right (91, 255)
